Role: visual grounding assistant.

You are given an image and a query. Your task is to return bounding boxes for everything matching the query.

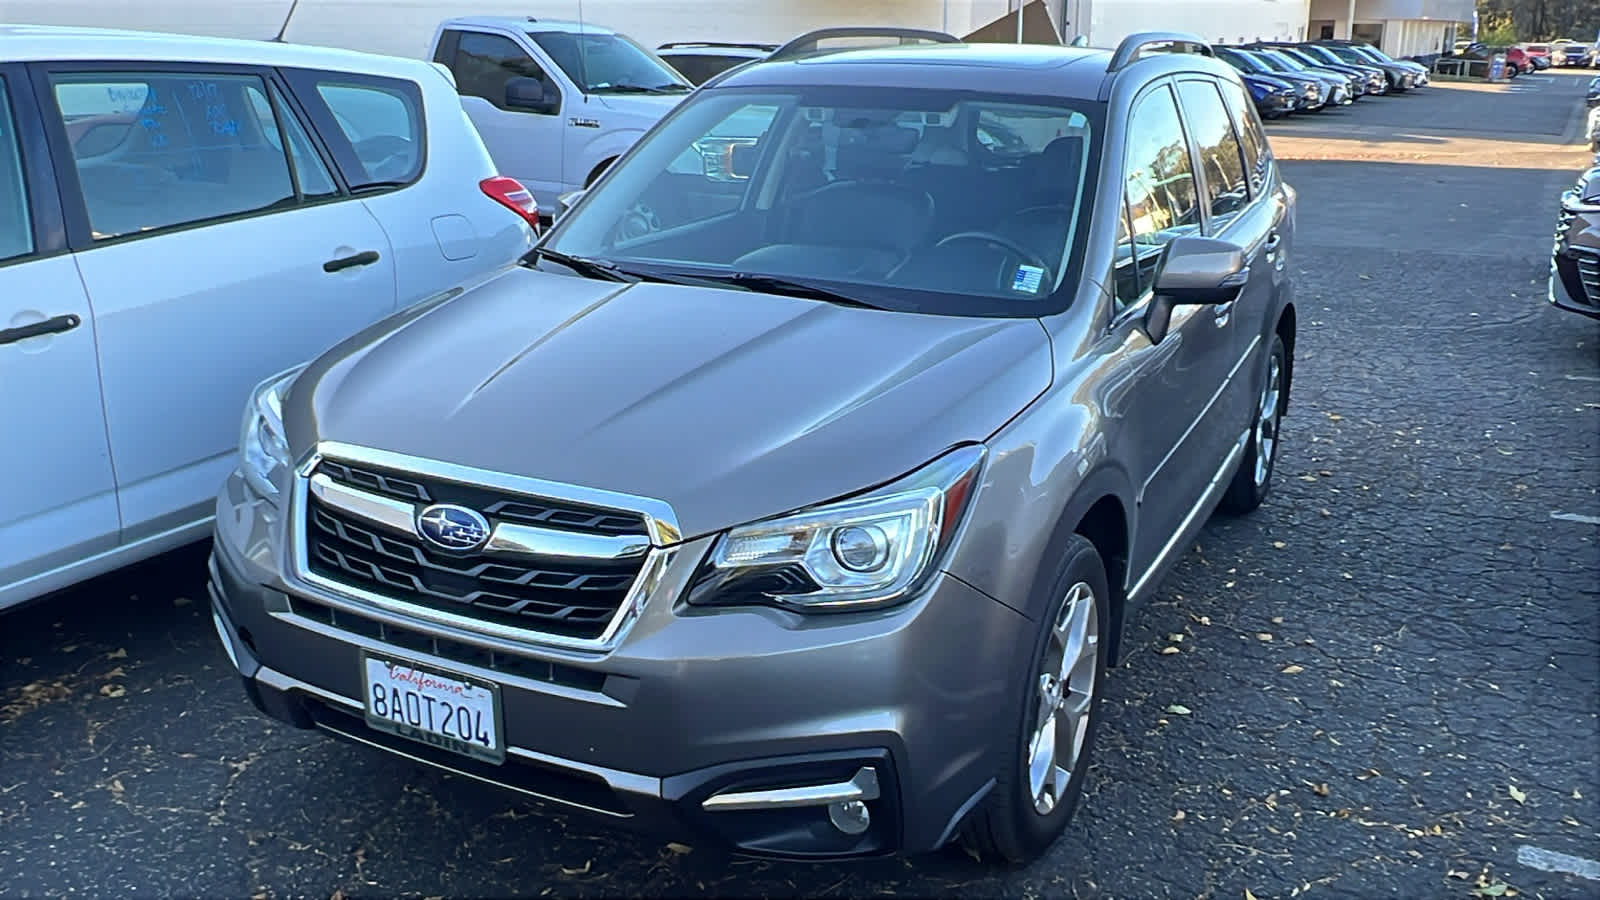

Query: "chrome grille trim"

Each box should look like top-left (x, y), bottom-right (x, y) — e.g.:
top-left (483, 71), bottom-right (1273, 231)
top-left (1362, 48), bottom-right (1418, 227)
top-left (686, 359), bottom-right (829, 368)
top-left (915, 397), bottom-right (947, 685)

top-left (286, 441), bottom-right (683, 653)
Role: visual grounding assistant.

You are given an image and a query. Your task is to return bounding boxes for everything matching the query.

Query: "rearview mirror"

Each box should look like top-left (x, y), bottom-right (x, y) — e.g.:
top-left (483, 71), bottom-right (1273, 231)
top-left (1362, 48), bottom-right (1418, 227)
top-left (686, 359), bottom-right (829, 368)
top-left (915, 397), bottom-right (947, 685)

top-left (505, 76), bottom-right (556, 114)
top-left (1143, 236), bottom-right (1250, 343)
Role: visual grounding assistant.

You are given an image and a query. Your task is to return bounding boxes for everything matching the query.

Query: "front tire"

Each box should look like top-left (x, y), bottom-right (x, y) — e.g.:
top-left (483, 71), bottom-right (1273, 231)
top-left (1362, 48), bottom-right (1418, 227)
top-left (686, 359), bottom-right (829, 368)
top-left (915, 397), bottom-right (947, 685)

top-left (961, 535), bottom-right (1109, 864)
top-left (1218, 331), bottom-right (1288, 515)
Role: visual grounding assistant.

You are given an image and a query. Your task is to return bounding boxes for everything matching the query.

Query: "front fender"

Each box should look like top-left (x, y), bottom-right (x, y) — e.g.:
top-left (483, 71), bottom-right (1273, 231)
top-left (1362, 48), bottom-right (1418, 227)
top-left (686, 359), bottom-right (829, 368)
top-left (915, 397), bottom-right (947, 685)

top-left (573, 128), bottom-right (649, 186)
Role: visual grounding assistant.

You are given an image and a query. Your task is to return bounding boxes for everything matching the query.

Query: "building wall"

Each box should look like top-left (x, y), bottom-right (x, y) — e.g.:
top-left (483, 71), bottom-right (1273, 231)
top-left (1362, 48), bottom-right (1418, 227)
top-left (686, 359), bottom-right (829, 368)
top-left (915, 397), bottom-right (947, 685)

top-left (1083, 0), bottom-right (1313, 47)
top-left (1308, 0), bottom-right (1467, 54)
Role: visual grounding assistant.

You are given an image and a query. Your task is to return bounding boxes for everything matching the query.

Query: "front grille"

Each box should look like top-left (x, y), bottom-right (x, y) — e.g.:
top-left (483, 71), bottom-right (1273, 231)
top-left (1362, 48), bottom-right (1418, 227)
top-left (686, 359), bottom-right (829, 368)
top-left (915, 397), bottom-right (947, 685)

top-left (288, 595), bottom-right (608, 693)
top-left (304, 459), bottom-right (648, 641)
top-left (1578, 254), bottom-right (1600, 304)
top-left (319, 459), bottom-right (648, 536)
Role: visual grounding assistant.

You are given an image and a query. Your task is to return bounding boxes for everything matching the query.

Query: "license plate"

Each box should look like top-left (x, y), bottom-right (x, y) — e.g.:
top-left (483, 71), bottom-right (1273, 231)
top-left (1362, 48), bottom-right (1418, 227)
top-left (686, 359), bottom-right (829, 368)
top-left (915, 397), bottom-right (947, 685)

top-left (361, 652), bottom-right (505, 764)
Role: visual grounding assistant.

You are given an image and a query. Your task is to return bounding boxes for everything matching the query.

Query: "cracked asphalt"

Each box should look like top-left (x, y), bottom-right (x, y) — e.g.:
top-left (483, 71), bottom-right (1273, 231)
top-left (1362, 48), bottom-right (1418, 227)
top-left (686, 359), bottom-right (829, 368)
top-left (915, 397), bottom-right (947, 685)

top-left (3, 69), bottom-right (1597, 900)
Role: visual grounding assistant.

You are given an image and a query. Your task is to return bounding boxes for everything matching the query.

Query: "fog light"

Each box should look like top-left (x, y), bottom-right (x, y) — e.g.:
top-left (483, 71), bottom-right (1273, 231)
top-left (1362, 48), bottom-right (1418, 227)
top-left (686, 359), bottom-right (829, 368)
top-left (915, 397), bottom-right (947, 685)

top-left (827, 799), bottom-right (871, 835)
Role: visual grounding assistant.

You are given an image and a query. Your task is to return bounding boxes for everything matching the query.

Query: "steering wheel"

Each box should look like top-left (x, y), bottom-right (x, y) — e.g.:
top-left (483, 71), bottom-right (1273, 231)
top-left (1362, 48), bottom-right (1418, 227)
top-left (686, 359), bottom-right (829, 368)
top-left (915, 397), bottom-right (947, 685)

top-left (935, 230), bottom-right (1054, 292)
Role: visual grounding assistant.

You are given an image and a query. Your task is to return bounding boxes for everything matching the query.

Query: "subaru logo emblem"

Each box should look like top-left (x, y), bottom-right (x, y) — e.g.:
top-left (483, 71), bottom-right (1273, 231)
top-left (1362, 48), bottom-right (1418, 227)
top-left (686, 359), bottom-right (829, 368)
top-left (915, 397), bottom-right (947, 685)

top-left (416, 504), bottom-right (491, 552)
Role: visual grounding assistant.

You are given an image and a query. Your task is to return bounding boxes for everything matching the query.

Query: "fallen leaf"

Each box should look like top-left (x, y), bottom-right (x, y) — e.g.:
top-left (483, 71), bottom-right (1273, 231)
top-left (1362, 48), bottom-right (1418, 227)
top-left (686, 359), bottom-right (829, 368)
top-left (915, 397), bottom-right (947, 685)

top-left (60, 645), bottom-right (78, 654)
top-left (1271, 540), bottom-right (1287, 549)
top-left (1172, 809), bottom-right (1186, 822)
top-left (99, 684), bottom-right (126, 699)
top-left (1281, 664), bottom-right (1304, 674)
top-left (110, 778), bottom-right (125, 796)
top-left (1271, 616), bottom-right (1284, 625)
top-left (1159, 646), bottom-right (1181, 655)
top-left (1164, 704), bottom-right (1192, 716)
top-left (1313, 782), bottom-right (1330, 797)
top-left (1198, 616), bottom-right (1211, 626)
top-left (331, 891), bottom-right (345, 900)
top-left (665, 842), bottom-right (693, 855)
top-left (559, 860), bottom-right (592, 876)
top-left (1574, 788), bottom-right (1583, 800)
top-left (1342, 572), bottom-right (1354, 580)
top-left (1169, 633), bottom-right (1185, 642)
top-left (106, 648), bottom-right (127, 660)
top-left (1357, 768), bottom-right (1380, 780)
top-left (1326, 413), bottom-right (1344, 422)
top-left (1508, 784), bottom-right (1526, 804)
top-left (1257, 633), bottom-right (1273, 642)
top-left (1319, 508), bottom-right (1332, 517)
top-left (1246, 889), bottom-right (1261, 900)
top-left (174, 596), bottom-right (193, 607)
top-left (1299, 474), bottom-right (1319, 482)
top-left (1358, 273), bottom-right (1371, 280)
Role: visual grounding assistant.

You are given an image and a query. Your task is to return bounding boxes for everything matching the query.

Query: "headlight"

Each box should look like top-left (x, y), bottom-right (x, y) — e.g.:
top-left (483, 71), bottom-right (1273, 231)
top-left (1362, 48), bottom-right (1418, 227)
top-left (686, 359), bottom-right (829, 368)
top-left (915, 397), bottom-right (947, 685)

top-left (689, 444), bottom-right (985, 612)
top-left (240, 364), bottom-right (306, 503)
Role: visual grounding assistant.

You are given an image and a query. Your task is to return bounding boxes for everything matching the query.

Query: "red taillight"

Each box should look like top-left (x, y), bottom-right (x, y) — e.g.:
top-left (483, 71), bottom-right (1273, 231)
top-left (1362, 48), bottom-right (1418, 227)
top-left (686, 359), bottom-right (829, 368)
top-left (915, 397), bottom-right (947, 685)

top-left (479, 176), bottom-right (541, 234)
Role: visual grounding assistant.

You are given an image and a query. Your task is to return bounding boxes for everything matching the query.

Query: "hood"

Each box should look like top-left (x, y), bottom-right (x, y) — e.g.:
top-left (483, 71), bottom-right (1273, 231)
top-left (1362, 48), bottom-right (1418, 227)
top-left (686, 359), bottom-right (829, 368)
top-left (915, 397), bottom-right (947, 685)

top-left (1245, 73), bottom-right (1295, 91)
top-left (290, 268), bottom-right (1053, 542)
top-left (589, 91), bottom-right (687, 122)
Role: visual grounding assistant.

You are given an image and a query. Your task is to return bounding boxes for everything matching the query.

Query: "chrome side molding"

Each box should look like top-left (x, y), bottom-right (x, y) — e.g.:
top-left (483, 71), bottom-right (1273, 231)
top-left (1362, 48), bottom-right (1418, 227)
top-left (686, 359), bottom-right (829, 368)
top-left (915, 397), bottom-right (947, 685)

top-left (701, 766), bottom-right (881, 812)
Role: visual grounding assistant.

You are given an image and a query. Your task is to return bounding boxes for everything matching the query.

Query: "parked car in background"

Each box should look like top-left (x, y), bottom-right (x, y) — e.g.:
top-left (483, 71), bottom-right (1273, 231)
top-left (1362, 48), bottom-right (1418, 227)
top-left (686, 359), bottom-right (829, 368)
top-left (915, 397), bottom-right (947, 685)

top-left (1256, 41), bottom-right (1385, 95)
top-left (1241, 45), bottom-right (1356, 104)
top-left (1295, 42), bottom-right (1397, 88)
top-left (1242, 70), bottom-right (1302, 118)
top-left (656, 41), bottom-right (778, 85)
top-left (1523, 43), bottom-right (1553, 66)
top-left (1215, 45), bottom-right (1326, 110)
top-left (0, 24), bottom-right (536, 614)
top-left (1313, 40), bottom-right (1426, 88)
top-left (209, 27), bottom-right (1298, 867)
top-left (427, 17), bottom-right (697, 223)
top-left (1586, 75), bottom-right (1599, 108)
top-left (1549, 162), bottom-right (1600, 320)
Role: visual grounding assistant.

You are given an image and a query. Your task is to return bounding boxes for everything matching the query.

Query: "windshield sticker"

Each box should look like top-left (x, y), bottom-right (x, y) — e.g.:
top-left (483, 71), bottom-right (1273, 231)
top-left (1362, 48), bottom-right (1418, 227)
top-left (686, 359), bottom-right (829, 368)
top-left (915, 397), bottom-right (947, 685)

top-left (1012, 265), bottom-right (1044, 294)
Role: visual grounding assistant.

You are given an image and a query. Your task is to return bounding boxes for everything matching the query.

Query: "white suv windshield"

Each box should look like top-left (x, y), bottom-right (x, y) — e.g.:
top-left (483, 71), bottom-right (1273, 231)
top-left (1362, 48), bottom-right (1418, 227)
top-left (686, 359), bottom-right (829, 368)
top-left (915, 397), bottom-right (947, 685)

top-left (529, 30), bottom-right (691, 94)
top-left (542, 86), bottom-right (1098, 314)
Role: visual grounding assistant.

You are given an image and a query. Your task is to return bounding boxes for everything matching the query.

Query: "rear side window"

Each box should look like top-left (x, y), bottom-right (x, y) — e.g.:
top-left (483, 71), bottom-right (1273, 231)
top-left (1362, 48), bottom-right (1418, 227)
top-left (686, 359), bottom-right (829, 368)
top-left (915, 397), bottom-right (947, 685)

top-left (1176, 80), bottom-right (1250, 231)
top-left (0, 78), bottom-right (32, 261)
top-left (48, 71), bottom-right (306, 240)
top-left (1218, 79), bottom-right (1271, 195)
top-left (314, 81), bottom-right (424, 186)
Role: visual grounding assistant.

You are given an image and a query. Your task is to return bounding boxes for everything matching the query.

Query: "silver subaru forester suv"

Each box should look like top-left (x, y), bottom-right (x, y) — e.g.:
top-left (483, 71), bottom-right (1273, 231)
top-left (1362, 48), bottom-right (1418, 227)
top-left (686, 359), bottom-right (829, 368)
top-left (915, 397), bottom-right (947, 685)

top-left (209, 28), bottom-right (1298, 864)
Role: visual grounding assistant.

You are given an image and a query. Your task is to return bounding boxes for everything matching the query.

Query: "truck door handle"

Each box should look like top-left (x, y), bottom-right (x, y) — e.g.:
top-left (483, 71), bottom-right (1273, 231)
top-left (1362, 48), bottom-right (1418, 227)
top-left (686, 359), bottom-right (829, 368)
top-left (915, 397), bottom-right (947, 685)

top-left (0, 313), bottom-right (81, 346)
top-left (1264, 232), bottom-right (1282, 255)
top-left (323, 250), bottom-right (381, 273)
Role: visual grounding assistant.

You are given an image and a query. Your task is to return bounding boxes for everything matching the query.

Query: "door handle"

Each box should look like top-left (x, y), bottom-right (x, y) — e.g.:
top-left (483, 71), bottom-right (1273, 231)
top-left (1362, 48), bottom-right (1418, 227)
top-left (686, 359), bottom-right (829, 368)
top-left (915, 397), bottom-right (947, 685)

top-left (323, 250), bottom-right (381, 273)
top-left (0, 313), bottom-right (81, 346)
top-left (1263, 232), bottom-right (1282, 255)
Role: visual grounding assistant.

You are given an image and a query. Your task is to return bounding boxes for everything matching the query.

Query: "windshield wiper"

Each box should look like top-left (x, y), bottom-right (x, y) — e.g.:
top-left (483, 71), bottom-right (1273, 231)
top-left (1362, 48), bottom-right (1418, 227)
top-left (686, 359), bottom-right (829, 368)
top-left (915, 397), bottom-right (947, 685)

top-left (717, 273), bottom-right (882, 309)
top-left (591, 83), bottom-right (689, 94)
top-left (531, 248), bottom-right (638, 282)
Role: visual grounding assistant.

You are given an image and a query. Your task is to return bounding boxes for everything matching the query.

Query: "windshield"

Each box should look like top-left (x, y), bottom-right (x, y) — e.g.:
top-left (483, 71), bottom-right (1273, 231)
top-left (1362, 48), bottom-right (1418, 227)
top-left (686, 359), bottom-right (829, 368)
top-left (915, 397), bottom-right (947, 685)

top-left (1277, 47), bottom-right (1326, 68)
top-left (1217, 48), bottom-right (1268, 74)
top-left (540, 86), bottom-right (1100, 315)
top-left (529, 30), bottom-right (692, 93)
top-left (1301, 45), bottom-right (1345, 66)
top-left (1253, 51), bottom-right (1296, 73)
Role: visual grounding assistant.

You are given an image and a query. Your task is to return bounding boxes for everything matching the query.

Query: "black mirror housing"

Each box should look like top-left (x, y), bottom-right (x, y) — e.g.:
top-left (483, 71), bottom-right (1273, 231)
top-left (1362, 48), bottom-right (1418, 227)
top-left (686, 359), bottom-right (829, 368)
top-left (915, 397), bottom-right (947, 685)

top-left (505, 76), bottom-right (555, 113)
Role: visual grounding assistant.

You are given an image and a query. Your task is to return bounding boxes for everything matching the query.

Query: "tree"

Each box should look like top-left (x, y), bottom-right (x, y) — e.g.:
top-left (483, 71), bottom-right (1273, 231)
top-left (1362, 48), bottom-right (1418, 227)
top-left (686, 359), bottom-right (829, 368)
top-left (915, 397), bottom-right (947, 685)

top-left (1477, 0), bottom-right (1597, 42)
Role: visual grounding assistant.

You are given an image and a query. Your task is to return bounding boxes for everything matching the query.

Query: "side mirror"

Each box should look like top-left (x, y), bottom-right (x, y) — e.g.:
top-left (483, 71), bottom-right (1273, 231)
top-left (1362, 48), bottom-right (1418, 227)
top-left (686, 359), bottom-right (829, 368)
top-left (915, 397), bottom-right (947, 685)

top-left (1143, 235), bottom-right (1250, 343)
top-left (505, 76), bottom-right (556, 114)
top-left (728, 142), bottom-right (758, 179)
top-left (1070, 34), bottom-right (1090, 47)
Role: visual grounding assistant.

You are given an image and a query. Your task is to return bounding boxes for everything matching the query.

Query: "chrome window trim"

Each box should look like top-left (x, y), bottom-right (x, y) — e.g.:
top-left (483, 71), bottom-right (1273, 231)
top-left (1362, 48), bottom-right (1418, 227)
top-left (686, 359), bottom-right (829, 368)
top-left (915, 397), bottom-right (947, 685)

top-left (285, 440), bottom-right (683, 654)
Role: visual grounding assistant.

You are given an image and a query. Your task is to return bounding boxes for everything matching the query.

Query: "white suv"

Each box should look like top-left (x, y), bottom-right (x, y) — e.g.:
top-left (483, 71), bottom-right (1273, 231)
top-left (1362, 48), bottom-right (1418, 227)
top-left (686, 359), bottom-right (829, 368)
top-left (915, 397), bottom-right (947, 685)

top-left (0, 24), bottom-right (537, 612)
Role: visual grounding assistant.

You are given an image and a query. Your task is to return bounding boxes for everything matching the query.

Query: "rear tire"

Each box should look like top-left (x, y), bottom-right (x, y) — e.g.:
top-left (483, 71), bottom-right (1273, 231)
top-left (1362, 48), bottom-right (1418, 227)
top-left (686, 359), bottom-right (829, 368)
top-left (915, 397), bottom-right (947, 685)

top-left (961, 535), bottom-right (1109, 864)
top-left (1218, 331), bottom-right (1288, 516)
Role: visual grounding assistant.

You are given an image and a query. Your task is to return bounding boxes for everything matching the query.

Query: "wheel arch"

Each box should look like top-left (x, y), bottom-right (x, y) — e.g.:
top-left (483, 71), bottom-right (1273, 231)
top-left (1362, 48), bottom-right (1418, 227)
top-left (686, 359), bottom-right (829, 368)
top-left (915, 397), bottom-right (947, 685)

top-left (586, 155), bottom-right (619, 187)
top-left (1274, 302), bottom-right (1297, 415)
top-left (1024, 465), bottom-right (1137, 667)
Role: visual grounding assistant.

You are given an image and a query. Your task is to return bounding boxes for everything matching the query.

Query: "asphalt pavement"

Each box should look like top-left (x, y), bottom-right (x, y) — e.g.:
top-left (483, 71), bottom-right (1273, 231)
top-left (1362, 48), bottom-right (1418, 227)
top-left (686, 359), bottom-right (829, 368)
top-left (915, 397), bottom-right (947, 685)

top-left (2, 69), bottom-right (1597, 900)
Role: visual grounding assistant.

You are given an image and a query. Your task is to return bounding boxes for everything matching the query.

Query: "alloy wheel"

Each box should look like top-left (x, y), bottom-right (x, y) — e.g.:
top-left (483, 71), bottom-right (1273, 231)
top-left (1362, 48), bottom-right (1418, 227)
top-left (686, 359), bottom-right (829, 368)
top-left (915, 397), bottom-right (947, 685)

top-left (1253, 350), bottom-right (1284, 486)
top-left (1027, 581), bottom-right (1099, 815)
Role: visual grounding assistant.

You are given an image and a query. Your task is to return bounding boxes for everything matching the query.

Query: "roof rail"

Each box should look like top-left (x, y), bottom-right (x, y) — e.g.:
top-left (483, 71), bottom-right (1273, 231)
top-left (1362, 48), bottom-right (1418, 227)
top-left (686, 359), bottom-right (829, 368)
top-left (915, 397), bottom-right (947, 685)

top-left (658, 41), bottom-right (780, 51)
top-left (768, 26), bottom-right (960, 63)
top-left (1106, 30), bottom-right (1213, 72)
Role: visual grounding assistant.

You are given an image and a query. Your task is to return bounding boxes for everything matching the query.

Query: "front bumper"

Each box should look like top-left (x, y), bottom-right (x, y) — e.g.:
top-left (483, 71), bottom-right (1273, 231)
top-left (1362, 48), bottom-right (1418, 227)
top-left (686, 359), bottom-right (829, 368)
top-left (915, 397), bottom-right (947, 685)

top-left (209, 467), bottom-right (1033, 859)
top-left (1549, 204), bottom-right (1600, 320)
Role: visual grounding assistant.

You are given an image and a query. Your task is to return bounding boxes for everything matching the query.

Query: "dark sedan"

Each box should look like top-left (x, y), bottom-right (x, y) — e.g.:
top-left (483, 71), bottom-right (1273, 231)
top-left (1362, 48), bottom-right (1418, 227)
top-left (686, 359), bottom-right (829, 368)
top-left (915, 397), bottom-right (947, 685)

top-left (1254, 41), bottom-right (1386, 95)
top-left (1241, 71), bottom-right (1301, 119)
top-left (1310, 41), bottom-right (1417, 91)
top-left (1247, 45), bottom-right (1357, 104)
top-left (1215, 45), bottom-right (1327, 110)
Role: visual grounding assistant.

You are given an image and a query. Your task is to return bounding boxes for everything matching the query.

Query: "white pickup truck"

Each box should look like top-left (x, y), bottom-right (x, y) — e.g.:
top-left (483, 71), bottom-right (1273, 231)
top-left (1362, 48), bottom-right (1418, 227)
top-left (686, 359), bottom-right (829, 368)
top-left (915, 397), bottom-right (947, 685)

top-left (426, 17), bottom-right (698, 221)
